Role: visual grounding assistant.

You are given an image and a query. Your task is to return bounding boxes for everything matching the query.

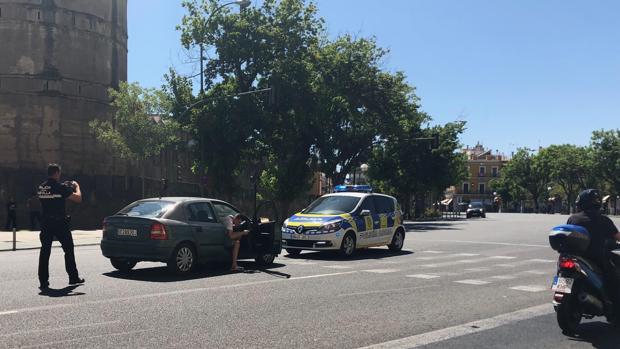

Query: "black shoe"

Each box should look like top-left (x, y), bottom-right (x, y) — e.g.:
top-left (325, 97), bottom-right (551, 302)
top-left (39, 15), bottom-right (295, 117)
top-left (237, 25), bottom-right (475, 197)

top-left (39, 282), bottom-right (49, 291)
top-left (68, 277), bottom-right (85, 285)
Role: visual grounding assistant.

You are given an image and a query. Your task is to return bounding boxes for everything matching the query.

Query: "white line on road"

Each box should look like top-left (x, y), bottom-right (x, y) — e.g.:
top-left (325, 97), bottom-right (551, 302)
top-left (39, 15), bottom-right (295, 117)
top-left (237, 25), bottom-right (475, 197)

top-left (323, 265), bottom-right (353, 269)
top-left (416, 253), bottom-right (480, 261)
top-left (357, 304), bottom-right (553, 349)
top-left (362, 269), bottom-right (399, 274)
top-left (339, 284), bottom-right (439, 297)
top-left (414, 238), bottom-right (547, 248)
top-left (510, 285), bottom-right (548, 292)
top-left (421, 256), bottom-right (512, 268)
top-left (454, 279), bottom-right (490, 285)
top-left (489, 275), bottom-right (517, 280)
top-left (421, 250), bottom-right (445, 254)
top-left (406, 274), bottom-right (441, 279)
top-left (0, 271), bottom-right (359, 316)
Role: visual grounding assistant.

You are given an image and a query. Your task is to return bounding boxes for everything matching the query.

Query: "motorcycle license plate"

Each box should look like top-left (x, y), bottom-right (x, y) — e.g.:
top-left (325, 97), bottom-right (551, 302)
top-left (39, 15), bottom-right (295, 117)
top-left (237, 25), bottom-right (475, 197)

top-left (551, 276), bottom-right (574, 294)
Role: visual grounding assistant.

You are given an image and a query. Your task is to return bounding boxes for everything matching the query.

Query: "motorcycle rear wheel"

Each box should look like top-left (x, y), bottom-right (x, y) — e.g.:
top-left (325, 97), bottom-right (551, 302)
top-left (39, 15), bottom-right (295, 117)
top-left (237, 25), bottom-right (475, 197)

top-left (556, 295), bottom-right (582, 335)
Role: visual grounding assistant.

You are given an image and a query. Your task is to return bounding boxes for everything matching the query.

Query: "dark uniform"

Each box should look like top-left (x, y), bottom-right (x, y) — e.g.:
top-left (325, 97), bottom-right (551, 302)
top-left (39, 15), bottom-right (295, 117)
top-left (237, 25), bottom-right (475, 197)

top-left (568, 209), bottom-right (620, 302)
top-left (37, 178), bottom-right (80, 286)
top-left (5, 199), bottom-right (17, 230)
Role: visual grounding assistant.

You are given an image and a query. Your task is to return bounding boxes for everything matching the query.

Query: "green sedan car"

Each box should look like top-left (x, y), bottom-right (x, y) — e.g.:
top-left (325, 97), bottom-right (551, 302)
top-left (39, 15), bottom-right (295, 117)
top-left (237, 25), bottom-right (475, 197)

top-left (100, 197), bottom-right (281, 274)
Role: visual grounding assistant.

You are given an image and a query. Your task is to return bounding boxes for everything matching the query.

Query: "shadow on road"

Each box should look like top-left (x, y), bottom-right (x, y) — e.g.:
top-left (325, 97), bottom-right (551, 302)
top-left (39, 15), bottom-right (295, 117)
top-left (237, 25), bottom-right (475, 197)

top-left (405, 221), bottom-right (464, 232)
top-left (102, 262), bottom-right (288, 282)
top-left (38, 285), bottom-right (84, 298)
top-left (285, 248), bottom-right (413, 261)
top-left (567, 321), bottom-right (620, 349)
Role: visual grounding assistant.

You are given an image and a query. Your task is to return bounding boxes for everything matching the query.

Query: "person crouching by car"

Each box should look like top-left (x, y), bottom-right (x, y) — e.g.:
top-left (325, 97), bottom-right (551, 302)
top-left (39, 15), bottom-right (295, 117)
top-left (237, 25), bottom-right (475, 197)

top-left (223, 213), bottom-right (249, 272)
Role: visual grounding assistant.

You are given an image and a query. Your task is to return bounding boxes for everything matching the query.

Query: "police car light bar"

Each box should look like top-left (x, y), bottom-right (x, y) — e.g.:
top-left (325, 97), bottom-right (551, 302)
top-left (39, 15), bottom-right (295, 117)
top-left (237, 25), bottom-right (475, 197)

top-left (334, 185), bottom-right (373, 193)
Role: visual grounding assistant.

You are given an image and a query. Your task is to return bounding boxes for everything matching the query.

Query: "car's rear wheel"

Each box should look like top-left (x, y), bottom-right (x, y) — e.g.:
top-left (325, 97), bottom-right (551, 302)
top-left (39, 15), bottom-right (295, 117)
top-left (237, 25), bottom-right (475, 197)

top-left (168, 243), bottom-right (196, 275)
top-left (110, 258), bottom-right (137, 272)
top-left (339, 233), bottom-right (356, 258)
top-left (286, 248), bottom-right (302, 256)
top-left (255, 253), bottom-right (276, 266)
top-left (388, 229), bottom-right (405, 251)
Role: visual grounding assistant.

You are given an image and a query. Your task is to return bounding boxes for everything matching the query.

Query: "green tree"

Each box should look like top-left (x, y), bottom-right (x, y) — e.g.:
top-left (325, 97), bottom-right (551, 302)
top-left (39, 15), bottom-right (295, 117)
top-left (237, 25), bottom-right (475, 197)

top-left (591, 129), bottom-right (620, 196)
top-left (369, 121), bottom-right (467, 218)
top-left (90, 82), bottom-right (180, 197)
top-left (538, 144), bottom-right (594, 213)
top-left (500, 149), bottom-right (550, 212)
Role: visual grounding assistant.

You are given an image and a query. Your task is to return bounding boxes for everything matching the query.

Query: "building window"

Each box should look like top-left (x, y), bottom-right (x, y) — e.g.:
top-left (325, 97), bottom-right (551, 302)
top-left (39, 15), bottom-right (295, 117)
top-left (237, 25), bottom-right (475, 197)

top-left (492, 167), bottom-right (498, 177)
top-left (479, 183), bottom-right (485, 194)
top-left (479, 166), bottom-right (486, 177)
top-left (463, 183), bottom-right (470, 194)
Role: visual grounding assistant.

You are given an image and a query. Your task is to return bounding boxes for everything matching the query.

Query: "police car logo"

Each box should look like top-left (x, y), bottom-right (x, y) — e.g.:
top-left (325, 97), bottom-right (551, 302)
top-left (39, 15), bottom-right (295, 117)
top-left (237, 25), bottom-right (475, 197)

top-left (296, 225), bottom-right (304, 234)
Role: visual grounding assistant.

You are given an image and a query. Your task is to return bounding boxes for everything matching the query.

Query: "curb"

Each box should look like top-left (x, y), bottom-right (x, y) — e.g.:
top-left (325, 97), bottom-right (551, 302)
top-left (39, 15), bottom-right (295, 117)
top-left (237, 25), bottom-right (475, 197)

top-left (0, 242), bottom-right (101, 253)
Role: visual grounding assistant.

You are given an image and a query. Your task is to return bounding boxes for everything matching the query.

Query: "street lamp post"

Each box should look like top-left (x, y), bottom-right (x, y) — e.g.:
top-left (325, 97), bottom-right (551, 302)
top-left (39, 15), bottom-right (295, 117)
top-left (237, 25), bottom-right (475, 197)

top-left (198, 0), bottom-right (251, 94)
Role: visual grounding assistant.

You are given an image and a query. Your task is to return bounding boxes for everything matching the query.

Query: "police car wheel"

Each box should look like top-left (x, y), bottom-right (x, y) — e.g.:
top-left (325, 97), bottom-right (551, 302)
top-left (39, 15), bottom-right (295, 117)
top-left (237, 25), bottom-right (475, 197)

top-left (110, 258), bottom-right (137, 272)
top-left (168, 243), bottom-right (196, 275)
top-left (388, 229), bottom-right (405, 251)
top-left (255, 253), bottom-right (275, 266)
top-left (286, 249), bottom-right (302, 256)
top-left (339, 233), bottom-right (356, 257)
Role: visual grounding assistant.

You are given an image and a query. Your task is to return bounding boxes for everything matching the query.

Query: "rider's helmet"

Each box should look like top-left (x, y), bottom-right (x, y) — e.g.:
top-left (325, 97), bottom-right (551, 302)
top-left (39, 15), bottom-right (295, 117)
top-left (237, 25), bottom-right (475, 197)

top-left (575, 189), bottom-right (602, 212)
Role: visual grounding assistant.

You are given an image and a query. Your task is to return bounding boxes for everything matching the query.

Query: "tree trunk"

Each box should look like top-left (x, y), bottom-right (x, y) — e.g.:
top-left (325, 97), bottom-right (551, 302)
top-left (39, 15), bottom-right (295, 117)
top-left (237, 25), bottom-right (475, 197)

top-left (141, 163), bottom-right (146, 199)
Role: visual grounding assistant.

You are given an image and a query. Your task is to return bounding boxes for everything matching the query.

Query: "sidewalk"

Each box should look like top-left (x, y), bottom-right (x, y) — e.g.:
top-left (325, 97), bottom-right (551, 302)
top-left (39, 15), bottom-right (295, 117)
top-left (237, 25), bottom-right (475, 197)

top-left (0, 229), bottom-right (102, 251)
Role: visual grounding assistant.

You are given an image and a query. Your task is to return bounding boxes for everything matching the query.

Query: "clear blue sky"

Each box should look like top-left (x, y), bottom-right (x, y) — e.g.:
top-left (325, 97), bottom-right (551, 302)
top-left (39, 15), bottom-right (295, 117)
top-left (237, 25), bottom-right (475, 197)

top-left (128, 0), bottom-right (620, 155)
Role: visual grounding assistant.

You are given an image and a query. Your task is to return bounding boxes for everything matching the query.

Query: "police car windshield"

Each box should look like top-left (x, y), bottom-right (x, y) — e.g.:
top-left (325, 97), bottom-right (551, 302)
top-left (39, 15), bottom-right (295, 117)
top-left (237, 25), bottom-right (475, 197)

top-left (302, 196), bottom-right (360, 215)
top-left (469, 202), bottom-right (483, 209)
top-left (119, 200), bottom-right (175, 218)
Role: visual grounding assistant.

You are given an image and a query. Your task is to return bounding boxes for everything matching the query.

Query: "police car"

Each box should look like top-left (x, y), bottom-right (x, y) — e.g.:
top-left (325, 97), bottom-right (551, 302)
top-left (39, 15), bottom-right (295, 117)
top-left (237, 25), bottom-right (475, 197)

top-left (281, 185), bottom-right (406, 257)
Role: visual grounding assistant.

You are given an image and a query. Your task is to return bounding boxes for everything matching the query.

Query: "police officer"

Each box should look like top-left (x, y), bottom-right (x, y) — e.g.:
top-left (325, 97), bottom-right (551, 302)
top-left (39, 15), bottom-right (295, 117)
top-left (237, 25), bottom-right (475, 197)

top-left (37, 163), bottom-right (84, 290)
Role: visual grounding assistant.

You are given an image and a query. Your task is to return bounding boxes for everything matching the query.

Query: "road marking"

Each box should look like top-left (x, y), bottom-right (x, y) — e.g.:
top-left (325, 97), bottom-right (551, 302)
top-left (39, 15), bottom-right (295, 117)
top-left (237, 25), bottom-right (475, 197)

top-left (464, 267), bottom-right (491, 272)
top-left (0, 321), bottom-right (120, 337)
top-left (362, 269), bottom-right (399, 274)
top-left (489, 275), bottom-right (517, 280)
top-left (416, 253), bottom-right (480, 261)
top-left (407, 274), bottom-right (441, 279)
top-left (18, 329), bottom-right (153, 349)
top-left (489, 256), bottom-right (517, 260)
top-left (284, 261), bottom-right (318, 265)
top-left (291, 271), bottom-right (358, 280)
top-left (0, 271), bottom-right (358, 316)
top-left (339, 285), bottom-right (439, 297)
top-left (357, 303), bottom-right (553, 349)
top-left (323, 265), bottom-right (353, 269)
top-left (414, 239), bottom-right (547, 248)
top-left (454, 279), bottom-right (490, 285)
top-left (421, 250), bottom-right (445, 254)
top-left (421, 256), bottom-right (511, 268)
top-left (510, 285), bottom-right (548, 292)
top-left (496, 259), bottom-right (556, 268)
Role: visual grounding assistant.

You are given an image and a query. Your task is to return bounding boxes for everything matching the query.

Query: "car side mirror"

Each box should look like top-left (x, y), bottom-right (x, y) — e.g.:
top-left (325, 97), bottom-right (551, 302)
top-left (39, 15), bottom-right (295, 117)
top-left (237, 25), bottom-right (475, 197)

top-left (360, 209), bottom-right (371, 216)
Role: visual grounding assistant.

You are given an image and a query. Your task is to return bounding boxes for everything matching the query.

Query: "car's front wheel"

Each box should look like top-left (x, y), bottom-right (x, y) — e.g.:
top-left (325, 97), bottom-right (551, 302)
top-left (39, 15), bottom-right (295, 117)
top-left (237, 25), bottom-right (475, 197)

top-left (388, 229), bottom-right (405, 251)
top-left (168, 243), bottom-right (196, 275)
top-left (110, 258), bottom-right (137, 273)
top-left (339, 233), bottom-right (356, 258)
top-left (255, 253), bottom-right (276, 266)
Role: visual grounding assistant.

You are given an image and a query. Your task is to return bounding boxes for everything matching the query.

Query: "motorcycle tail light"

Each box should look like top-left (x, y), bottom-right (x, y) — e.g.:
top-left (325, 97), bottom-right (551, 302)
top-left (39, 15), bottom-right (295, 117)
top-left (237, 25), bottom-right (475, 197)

top-left (559, 257), bottom-right (576, 269)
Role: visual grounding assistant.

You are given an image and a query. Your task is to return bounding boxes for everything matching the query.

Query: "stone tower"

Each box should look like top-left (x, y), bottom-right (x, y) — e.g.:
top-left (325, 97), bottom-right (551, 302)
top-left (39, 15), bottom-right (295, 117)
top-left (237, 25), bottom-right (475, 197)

top-left (0, 0), bottom-right (128, 227)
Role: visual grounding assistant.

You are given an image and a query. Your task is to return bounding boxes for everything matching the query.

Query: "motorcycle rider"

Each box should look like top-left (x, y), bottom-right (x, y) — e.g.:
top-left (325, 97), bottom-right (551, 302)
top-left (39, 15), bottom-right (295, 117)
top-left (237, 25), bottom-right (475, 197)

top-left (567, 189), bottom-right (620, 300)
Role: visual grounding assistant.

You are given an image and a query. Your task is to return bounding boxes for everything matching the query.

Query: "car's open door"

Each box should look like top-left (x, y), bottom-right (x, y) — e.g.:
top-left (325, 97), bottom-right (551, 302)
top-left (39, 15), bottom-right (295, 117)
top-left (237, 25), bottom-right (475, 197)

top-left (251, 200), bottom-right (281, 256)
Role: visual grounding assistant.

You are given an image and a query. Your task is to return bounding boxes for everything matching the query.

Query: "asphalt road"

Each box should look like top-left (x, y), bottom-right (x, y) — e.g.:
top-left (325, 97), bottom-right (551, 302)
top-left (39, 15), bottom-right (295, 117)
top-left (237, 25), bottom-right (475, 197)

top-left (1, 213), bottom-right (619, 349)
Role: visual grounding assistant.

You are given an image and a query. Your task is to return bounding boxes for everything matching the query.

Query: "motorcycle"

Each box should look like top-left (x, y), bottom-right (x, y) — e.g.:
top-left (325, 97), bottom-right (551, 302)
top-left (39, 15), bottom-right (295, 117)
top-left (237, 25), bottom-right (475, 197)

top-left (549, 224), bottom-right (619, 334)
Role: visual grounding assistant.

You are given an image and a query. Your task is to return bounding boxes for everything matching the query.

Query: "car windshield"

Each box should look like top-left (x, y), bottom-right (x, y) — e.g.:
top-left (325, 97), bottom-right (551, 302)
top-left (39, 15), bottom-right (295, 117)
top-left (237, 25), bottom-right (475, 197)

top-left (469, 202), bottom-right (483, 209)
top-left (302, 196), bottom-right (360, 215)
top-left (118, 200), bottom-right (175, 218)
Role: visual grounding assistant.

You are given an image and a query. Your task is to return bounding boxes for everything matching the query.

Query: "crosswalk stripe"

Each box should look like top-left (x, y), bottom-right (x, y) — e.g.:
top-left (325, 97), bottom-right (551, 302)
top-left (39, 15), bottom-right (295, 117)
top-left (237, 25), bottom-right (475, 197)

top-left (454, 279), bottom-right (490, 285)
top-left (416, 253), bottom-right (481, 261)
top-left (521, 270), bottom-right (548, 275)
top-left (496, 259), bottom-right (557, 268)
top-left (464, 267), bottom-right (491, 272)
top-left (362, 269), bottom-right (399, 274)
top-left (323, 265), bottom-right (353, 269)
top-left (510, 285), bottom-right (548, 292)
top-left (422, 256), bottom-right (509, 268)
top-left (407, 274), bottom-right (441, 279)
top-left (489, 275), bottom-right (517, 280)
top-left (421, 250), bottom-right (445, 254)
top-left (489, 256), bottom-right (517, 260)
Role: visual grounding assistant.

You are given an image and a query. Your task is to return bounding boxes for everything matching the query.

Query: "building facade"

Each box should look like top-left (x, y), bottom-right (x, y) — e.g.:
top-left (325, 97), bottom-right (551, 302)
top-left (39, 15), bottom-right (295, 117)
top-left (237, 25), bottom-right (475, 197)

top-left (451, 143), bottom-right (509, 206)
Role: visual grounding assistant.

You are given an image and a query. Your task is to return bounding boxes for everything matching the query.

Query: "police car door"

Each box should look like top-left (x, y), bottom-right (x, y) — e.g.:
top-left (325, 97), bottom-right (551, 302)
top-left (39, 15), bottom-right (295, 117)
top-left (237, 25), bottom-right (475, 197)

top-left (356, 196), bottom-right (379, 247)
top-left (373, 195), bottom-right (395, 244)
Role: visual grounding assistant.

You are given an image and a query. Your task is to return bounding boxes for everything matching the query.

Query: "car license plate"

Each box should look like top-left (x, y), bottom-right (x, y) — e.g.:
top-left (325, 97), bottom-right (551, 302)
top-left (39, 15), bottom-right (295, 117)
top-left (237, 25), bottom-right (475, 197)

top-left (291, 234), bottom-right (307, 240)
top-left (117, 228), bottom-right (138, 237)
top-left (551, 276), bottom-right (574, 294)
